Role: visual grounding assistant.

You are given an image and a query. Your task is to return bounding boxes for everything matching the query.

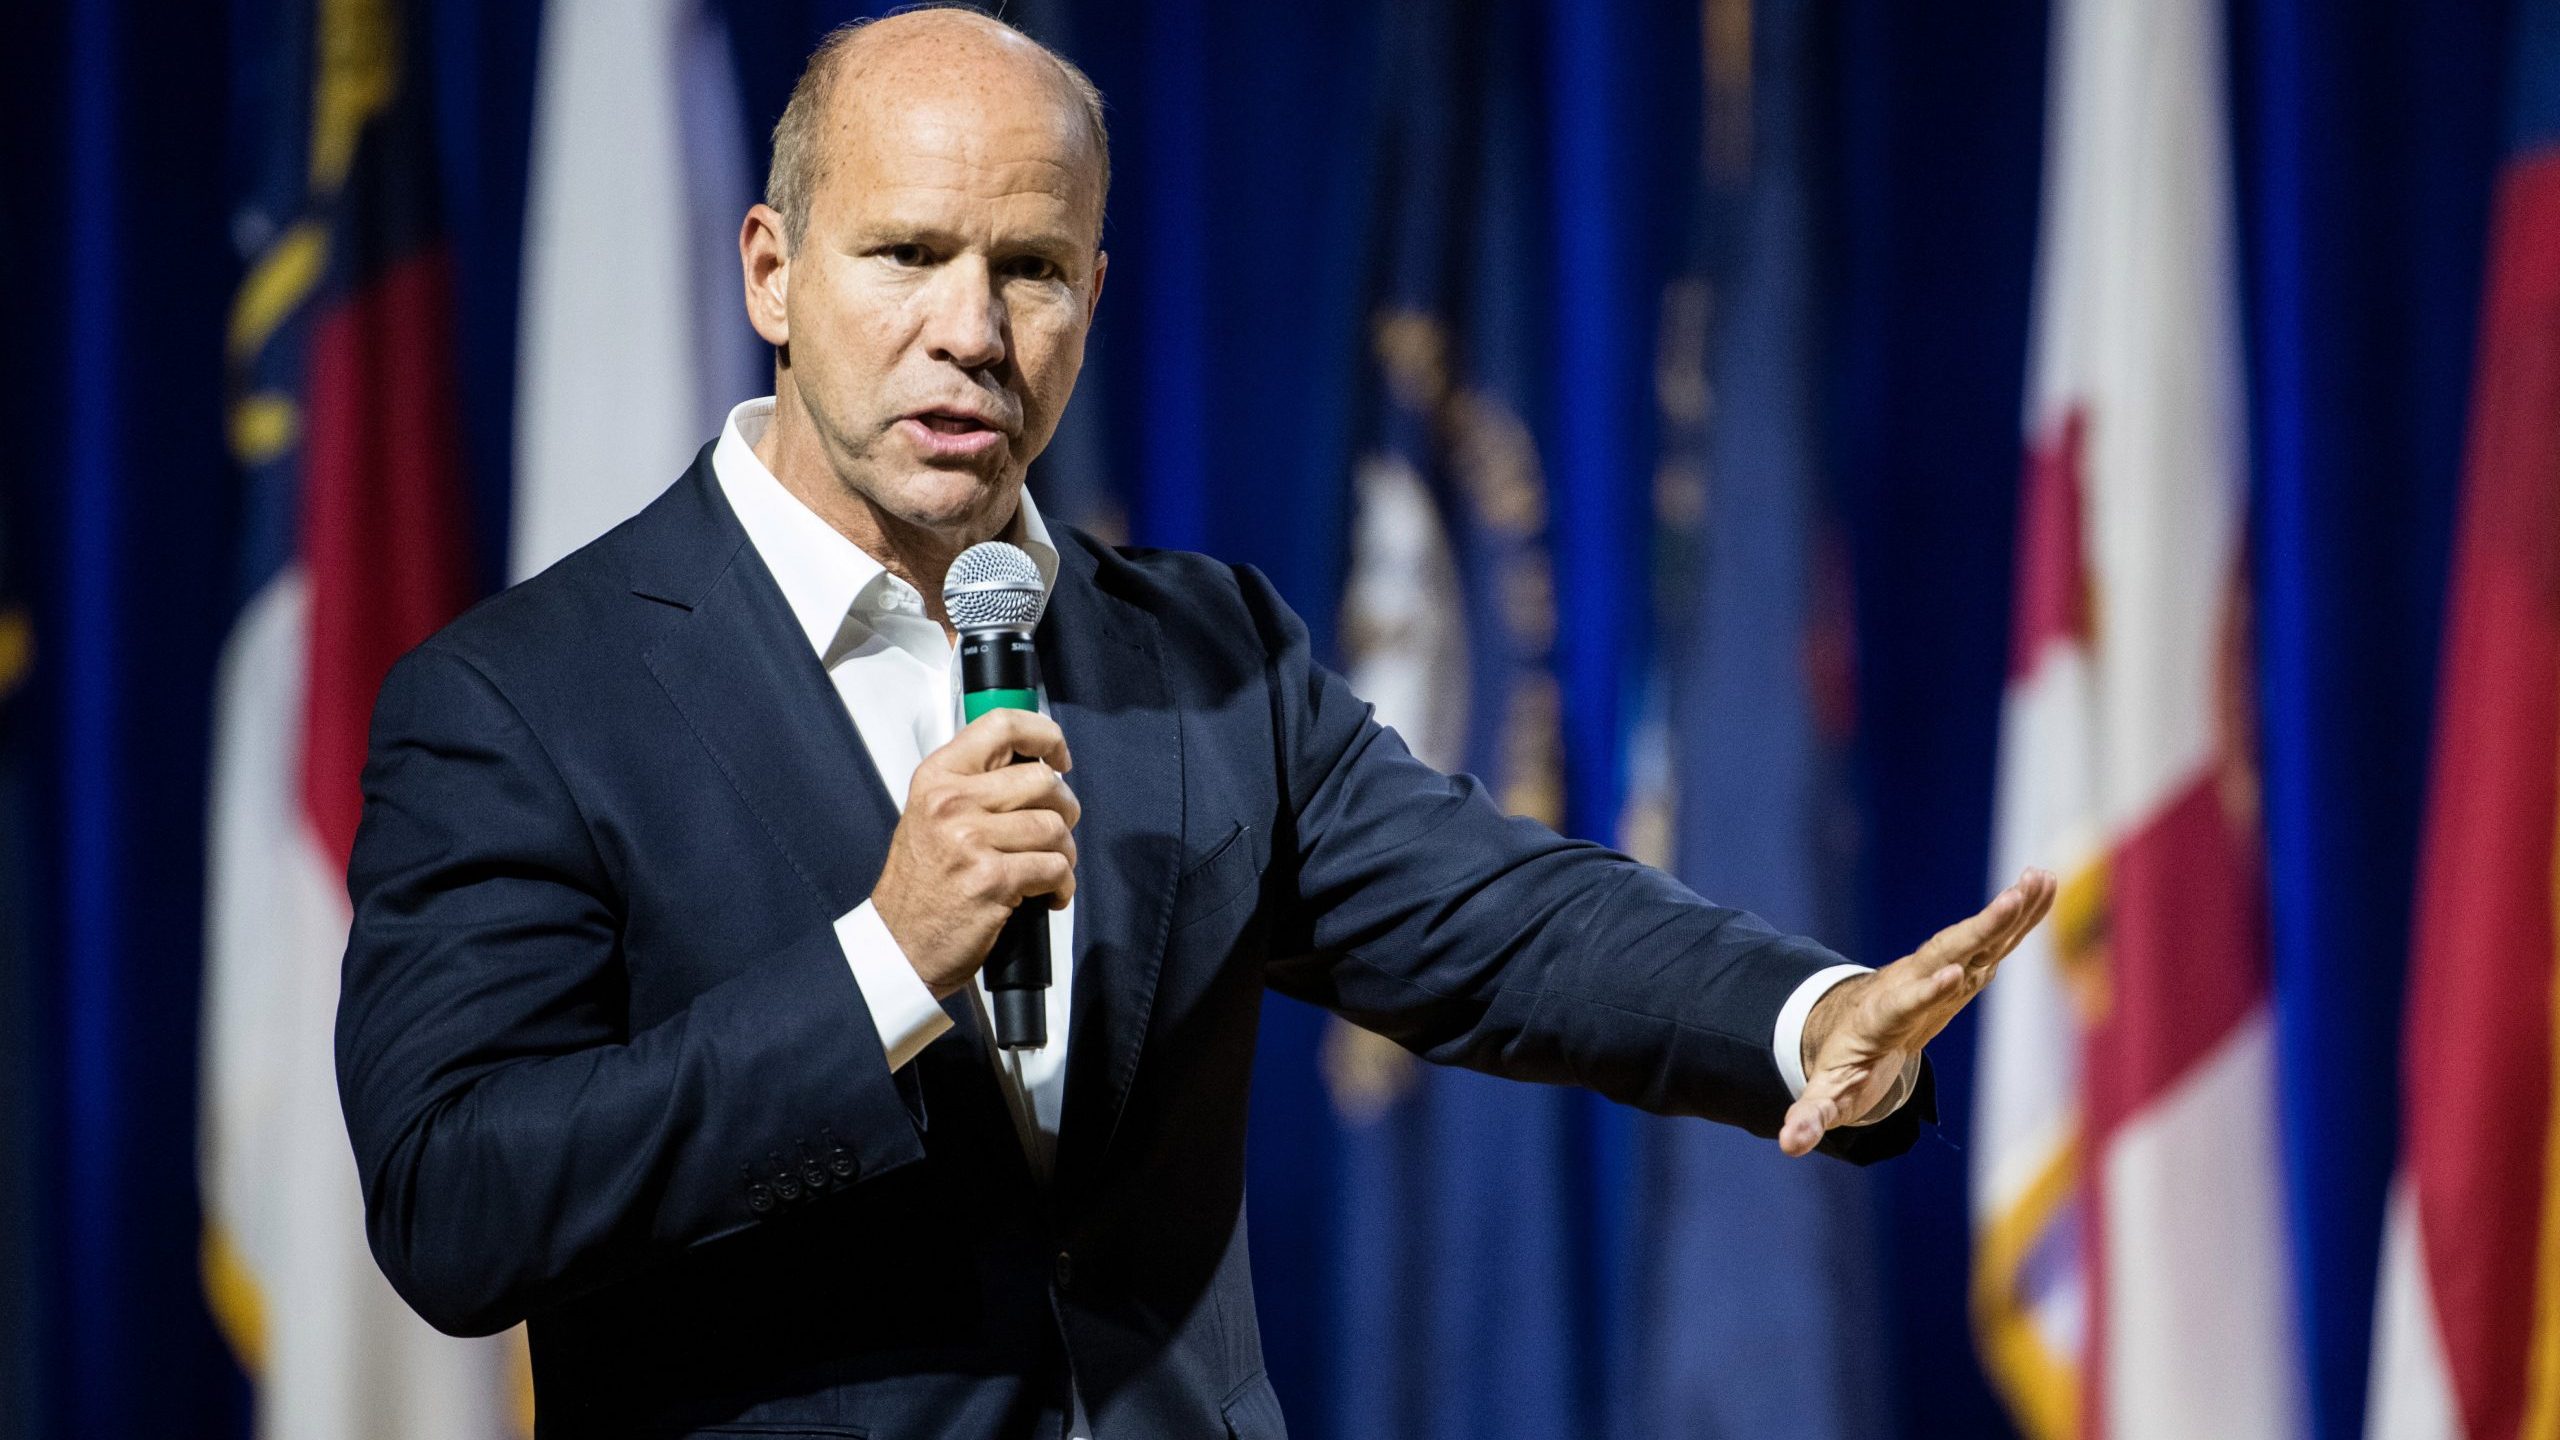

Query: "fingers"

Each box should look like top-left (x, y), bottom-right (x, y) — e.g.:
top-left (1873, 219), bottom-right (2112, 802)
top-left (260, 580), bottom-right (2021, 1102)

top-left (935, 777), bottom-right (1079, 906)
top-left (933, 708), bottom-right (1073, 775)
top-left (967, 807), bottom-right (1080, 867)
top-left (1870, 868), bottom-right (2060, 1053)
top-left (1956, 869), bottom-right (2057, 997)
top-left (1979, 867), bottom-right (2057, 961)
top-left (999, 848), bottom-right (1078, 908)
top-left (1869, 961), bottom-right (1968, 1035)
top-left (2014, 866), bottom-right (2058, 925)
top-left (1923, 885), bottom-right (2021, 967)
top-left (943, 816), bottom-right (1075, 896)
top-left (1921, 867), bottom-right (2057, 974)
top-left (963, 757), bottom-right (1083, 825)
top-left (914, 749), bottom-right (1080, 829)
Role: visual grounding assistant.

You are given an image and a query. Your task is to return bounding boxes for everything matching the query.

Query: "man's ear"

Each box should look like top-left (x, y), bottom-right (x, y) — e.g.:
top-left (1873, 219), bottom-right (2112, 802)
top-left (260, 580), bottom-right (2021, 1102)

top-left (1085, 250), bottom-right (1108, 326)
top-left (741, 203), bottom-right (791, 348)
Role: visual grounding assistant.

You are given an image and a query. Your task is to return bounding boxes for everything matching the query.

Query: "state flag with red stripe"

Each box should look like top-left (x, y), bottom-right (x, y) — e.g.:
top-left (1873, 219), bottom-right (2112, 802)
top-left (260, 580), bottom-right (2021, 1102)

top-left (203, 1), bottom-right (521, 1433)
top-left (1969, 0), bottom-right (2302, 1434)
top-left (2365, 7), bottom-right (2560, 1435)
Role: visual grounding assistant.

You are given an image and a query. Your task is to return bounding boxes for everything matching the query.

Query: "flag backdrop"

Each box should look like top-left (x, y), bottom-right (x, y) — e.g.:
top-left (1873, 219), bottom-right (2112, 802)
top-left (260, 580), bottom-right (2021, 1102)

top-left (1615, 0), bottom-right (1890, 1434)
top-left (1321, 2), bottom-right (1602, 1434)
top-left (204, 1), bottom-right (518, 1433)
top-left (2363, 6), bottom-right (2560, 1436)
top-left (1318, 0), bottom-right (1689, 1433)
top-left (1971, 0), bottom-right (2300, 1436)
top-left (0, 2), bottom-right (2529, 1438)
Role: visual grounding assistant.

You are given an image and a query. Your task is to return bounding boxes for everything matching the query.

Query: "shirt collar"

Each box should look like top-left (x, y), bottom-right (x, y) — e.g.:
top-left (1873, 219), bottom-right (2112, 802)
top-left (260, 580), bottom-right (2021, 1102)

top-left (710, 396), bottom-right (1061, 662)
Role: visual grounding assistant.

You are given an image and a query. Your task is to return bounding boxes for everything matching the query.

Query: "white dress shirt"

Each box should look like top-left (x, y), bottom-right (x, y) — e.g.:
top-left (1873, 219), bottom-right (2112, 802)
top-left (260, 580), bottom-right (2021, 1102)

top-left (710, 398), bottom-right (1901, 1178)
top-left (714, 398), bottom-right (1074, 1181)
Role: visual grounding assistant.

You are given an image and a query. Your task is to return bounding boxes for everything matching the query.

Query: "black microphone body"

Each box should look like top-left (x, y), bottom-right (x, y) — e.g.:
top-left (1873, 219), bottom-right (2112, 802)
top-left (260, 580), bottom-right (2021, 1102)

top-left (958, 625), bottom-right (1050, 1051)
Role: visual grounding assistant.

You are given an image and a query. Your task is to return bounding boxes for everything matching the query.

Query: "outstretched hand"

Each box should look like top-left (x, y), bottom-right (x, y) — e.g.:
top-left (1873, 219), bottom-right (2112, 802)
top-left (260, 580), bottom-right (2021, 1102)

top-left (1778, 868), bottom-right (2059, 1157)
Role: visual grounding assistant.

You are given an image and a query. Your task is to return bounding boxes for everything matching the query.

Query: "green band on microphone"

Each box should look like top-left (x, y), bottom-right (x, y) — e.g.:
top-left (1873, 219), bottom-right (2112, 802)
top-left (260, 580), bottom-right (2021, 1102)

top-left (965, 688), bottom-right (1039, 721)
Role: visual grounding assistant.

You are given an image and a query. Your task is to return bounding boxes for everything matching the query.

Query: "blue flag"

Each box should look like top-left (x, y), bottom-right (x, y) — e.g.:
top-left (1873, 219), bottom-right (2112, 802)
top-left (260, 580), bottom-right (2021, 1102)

top-left (1321, 1), bottom-right (1598, 1437)
top-left (1617, 1), bottom-right (1894, 1435)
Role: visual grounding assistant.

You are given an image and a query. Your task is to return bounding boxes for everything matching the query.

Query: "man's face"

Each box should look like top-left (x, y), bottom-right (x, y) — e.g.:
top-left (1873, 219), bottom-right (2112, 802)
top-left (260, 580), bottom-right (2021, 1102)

top-left (779, 77), bottom-right (1105, 540)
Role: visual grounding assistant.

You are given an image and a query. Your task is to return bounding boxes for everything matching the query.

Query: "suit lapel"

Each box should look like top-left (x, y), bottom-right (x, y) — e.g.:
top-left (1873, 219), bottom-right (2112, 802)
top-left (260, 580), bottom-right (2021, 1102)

top-left (628, 456), bottom-right (900, 927)
top-left (1045, 538), bottom-right (1184, 1212)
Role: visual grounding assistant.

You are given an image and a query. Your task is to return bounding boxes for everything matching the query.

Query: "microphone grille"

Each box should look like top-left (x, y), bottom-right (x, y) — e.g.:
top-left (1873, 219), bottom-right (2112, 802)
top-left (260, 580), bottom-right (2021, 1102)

top-left (942, 541), bottom-right (1048, 630)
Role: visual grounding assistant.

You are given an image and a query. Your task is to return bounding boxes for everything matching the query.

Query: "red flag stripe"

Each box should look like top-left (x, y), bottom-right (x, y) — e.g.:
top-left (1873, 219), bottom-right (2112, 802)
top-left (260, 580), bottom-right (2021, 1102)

top-left (297, 247), bottom-right (476, 870)
top-left (2404, 150), bottom-right (2560, 1440)
top-left (2078, 769), bottom-right (2269, 1146)
top-left (2011, 408), bottom-right (2093, 682)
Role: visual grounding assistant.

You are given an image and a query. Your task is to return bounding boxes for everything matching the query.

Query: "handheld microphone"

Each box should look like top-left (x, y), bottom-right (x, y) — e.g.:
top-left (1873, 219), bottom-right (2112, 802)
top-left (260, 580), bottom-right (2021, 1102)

top-left (943, 541), bottom-right (1054, 1051)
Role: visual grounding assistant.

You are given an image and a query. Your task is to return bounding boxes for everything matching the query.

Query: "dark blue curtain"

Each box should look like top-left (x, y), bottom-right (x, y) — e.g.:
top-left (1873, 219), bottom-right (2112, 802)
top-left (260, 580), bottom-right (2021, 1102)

top-left (0, 59), bottom-right (43, 1434)
top-left (0, 2), bottom-right (2529, 1438)
top-left (1828, 6), bottom-right (2049, 1435)
top-left (0, 13), bottom-right (63, 1436)
top-left (2235, 2), bottom-right (2513, 1435)
top-left (7, 0), bottom-right (251, 1435)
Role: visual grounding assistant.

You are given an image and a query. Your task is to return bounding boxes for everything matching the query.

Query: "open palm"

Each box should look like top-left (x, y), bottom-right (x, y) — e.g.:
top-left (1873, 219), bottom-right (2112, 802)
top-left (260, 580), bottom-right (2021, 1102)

top-left (1779, 867), bottom-right (2059, 1157)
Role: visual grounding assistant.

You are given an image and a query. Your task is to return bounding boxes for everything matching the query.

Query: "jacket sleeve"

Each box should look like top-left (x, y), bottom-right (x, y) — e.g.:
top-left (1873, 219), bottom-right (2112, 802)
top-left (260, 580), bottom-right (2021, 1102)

top-left (335, 643), bottom-right (927, 1338)
top-left (1243, 568), bottom-right (1927, 1162)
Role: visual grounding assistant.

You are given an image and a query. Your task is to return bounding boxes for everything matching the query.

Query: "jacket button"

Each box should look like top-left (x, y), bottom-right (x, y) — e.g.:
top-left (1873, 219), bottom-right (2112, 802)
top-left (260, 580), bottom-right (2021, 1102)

top-left (828, 1150), bottom-right (856, 1179)
top-left (1053, 1250), bottom-right (1075, 1290)
top-left (746, 1183), bottom-right (775, 1214)
top-left (800, 1159), bottom-right (828, 1190)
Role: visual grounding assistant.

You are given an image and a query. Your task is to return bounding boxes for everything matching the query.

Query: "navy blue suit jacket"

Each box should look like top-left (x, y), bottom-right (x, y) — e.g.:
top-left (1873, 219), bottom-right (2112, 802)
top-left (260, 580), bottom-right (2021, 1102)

top-left (336, 450), bottom-right (1925, 1439)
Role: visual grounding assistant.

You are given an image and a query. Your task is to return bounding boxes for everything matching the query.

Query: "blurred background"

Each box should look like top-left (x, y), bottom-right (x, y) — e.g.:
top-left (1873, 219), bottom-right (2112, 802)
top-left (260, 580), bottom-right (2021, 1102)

top-left (1, 0), bottom-right (2552, 1437)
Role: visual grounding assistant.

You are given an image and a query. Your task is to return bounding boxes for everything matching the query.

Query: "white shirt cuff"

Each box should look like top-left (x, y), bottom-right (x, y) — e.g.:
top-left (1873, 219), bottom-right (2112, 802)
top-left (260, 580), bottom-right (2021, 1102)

top-left (834, 900), bottom-right (952, 1072)
top-left (1774, 963), bottom-right (1874, 1099)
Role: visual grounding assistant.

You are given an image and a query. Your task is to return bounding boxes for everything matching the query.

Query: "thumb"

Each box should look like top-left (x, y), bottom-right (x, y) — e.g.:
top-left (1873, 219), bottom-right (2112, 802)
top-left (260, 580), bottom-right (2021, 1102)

top-left (1779, 1065), bottom-right (1867, 1158)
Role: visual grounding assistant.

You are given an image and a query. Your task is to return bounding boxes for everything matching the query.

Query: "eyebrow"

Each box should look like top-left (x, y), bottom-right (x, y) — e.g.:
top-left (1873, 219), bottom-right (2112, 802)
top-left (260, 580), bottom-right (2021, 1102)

top-left (846, 221), bottom-right (1093, 258)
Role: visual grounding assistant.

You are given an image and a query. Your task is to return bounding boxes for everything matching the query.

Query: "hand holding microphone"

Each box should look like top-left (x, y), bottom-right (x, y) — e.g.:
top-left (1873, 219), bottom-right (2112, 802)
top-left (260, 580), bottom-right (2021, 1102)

top-left (869, 543), bottom-right (1066, 1049)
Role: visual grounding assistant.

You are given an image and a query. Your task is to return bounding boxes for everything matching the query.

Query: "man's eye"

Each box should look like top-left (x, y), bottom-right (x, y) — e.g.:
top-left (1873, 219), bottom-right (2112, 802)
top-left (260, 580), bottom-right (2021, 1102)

top-left (1002, 257), bottom-right (1060, 282)
top-left (881, 243), bottom-right (931, 267)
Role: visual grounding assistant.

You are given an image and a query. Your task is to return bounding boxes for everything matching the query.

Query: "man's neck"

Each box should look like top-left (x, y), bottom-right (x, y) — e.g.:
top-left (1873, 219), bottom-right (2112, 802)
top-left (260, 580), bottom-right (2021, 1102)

top-left (753, 390), bottom-right (1016, 631)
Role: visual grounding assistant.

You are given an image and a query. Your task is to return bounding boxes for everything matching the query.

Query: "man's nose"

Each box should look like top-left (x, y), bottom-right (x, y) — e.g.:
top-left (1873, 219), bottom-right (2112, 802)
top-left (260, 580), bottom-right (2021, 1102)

top-left (921, 259), bottom-right (1007, 372)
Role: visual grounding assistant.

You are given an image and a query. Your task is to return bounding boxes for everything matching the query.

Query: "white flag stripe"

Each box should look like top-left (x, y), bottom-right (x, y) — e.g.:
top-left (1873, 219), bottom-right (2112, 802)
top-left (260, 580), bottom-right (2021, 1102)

top-left (202, 570), bottom-right (314, 1308)
top-left (2366, 1178), bottom-right (2462, 1440)
top-left (2100, 1009), bottom-right (2301, 1439)
top-left (201, 571), bottom-right (517, 1439)
top-left (1974, 661), bottom-right (2097, 1214)
top-left (513, 0), bottom-right (761, 582)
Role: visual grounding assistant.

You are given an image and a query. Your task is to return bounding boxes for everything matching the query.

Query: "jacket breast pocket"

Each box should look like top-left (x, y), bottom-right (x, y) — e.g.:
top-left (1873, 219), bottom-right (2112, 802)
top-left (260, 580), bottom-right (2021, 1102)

top-left (1220, 1370), bottom-right (1289, 1440)
top-left (1169, 822), bottom-right (1259, 933)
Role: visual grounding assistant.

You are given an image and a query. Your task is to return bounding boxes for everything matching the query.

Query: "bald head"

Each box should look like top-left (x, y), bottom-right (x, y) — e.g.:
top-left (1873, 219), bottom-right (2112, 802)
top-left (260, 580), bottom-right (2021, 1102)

top-left (766, 8), bottom-right (1110, 254)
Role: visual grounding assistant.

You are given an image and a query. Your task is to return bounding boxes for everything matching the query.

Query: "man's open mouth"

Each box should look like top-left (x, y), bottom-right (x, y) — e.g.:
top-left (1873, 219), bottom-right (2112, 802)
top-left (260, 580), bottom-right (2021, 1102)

top-left (901, 409), bottom-right (1009, 458)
